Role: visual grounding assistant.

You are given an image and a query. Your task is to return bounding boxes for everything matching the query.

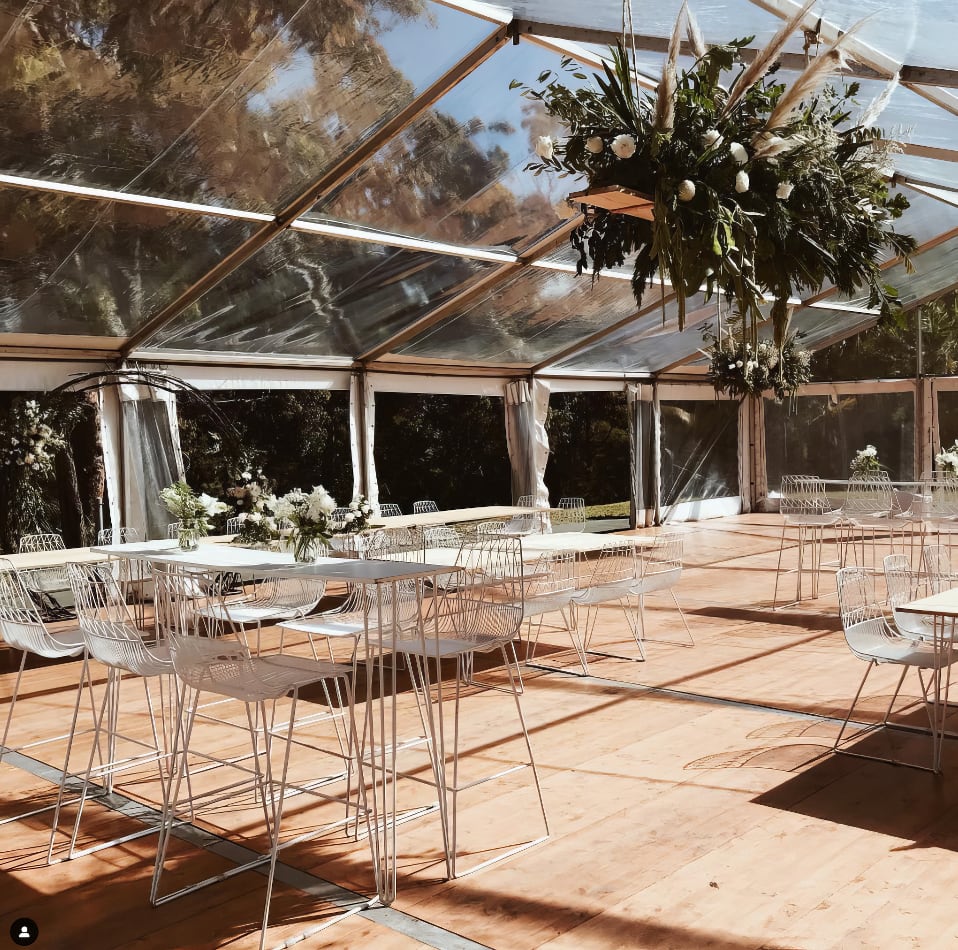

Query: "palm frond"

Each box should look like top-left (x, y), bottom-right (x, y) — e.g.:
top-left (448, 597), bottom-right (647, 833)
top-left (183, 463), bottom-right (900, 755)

top-left (722, 0), bottom-right (817, 117)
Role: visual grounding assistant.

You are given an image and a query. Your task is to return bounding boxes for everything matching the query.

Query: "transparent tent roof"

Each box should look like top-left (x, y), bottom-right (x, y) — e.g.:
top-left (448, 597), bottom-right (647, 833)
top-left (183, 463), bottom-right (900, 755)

top-left (2, 0), bottom-right (958, 379)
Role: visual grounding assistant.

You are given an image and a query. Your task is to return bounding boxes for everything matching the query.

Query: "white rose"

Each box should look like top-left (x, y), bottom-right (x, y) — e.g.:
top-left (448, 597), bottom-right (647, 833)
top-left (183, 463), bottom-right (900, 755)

top-left (677, 179), bottom-right (696, 202)
top-left (585, 135), bottom-right (604, 154)
top-left (24, 453), bottom-right (34, 465)
top-left (535, 135), bottom-right (555, 160)
top-left (735, 360), bottom-right (743, 368)
top-left (701, 129), bottom-right (722, 148)
top-left (349, 501), bottom-right (359, 510)
top-left (729, 141), bottom-right (748, 164)
top-left (776, 181), bottom-right (794, 200)
top-left (241, 471), bottom-right (252, 480)
top-left (611, 134), bottom-right (636, 159)
top-left (238, 512), bottom-right (248, 522)
top-left (735, 170), bottom-right (750, 193)
top-left (345, 512), bottom-right (355, 522)
top-left (248, 512), bottom-right (261, 523)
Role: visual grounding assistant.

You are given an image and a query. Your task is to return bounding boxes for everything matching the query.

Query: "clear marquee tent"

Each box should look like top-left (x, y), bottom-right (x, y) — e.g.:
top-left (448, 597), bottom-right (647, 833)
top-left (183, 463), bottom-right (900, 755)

top-left (2, 0), bottom-right (958, 538)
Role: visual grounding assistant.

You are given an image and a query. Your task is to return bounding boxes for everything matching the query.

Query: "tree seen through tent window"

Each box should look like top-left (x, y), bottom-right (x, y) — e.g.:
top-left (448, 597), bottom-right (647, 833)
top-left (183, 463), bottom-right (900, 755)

top-left (176, 390), bottom-right (351, 513)
top-left (374, 393), bottom-right (510, 512)
top-left (545, 392), bottom-right (629, 516)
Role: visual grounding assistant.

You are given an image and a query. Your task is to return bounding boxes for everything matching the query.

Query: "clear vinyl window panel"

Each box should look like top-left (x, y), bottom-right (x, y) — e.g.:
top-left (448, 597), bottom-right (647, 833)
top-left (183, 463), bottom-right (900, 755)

top-left (373, 393), bottom-right (510, 512)
top-left (765, 391), bottom-right (916, 487)
top-left (0, 0), bottom-right (493, 211)
top-left (660, 399), bottom-right (739, 510)
top-left (545, 392), bottom-right (630, 517)
top-left (176, 389), bottom-right (351, 505)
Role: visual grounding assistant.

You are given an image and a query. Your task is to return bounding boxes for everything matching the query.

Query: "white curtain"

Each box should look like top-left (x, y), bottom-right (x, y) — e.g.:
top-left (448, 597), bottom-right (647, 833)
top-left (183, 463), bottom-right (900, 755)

top-left (98, 385), bottom-right (122, 536)
top-left (505, 379), bottom-right (551, 508)
top-left (349, 372), bottom-right (379, 509)
top-left (119, 384), bottom-right (184, 539)
top-left (628, 384), bottom-right (655, 527)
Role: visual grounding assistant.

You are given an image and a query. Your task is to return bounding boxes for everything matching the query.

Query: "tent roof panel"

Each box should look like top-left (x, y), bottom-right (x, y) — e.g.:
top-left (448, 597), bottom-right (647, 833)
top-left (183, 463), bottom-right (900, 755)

top-left (146, 230), bottom-right (493, 359)
top-left (303, 43), bottom-right (581, 252)
top-left (0, 188), bottom-right (255, 338)
top-left (0, 0), bottom-right (491, 212)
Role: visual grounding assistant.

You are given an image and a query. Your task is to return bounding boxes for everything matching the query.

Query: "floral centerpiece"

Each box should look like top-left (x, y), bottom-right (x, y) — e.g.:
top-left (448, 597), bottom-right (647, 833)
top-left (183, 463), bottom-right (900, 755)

top-left (935, 441), bottom-right (958, 477)
top-left (516, 2), bottom-right (916, 348)
top-left (160, 480), bottom-right (229, 550)
top-left (335, 495), bottom-right (375, 535)
top-left (850, 444), bottom-right (882, 477)
top-left (270, 486), bottom-right (337, 562)
top-left (705, 327), bottom-right (811, 401)
top-left (228, 467), bottom-right (278, 547)
top-left (0, 400), bottom-right (65, 475)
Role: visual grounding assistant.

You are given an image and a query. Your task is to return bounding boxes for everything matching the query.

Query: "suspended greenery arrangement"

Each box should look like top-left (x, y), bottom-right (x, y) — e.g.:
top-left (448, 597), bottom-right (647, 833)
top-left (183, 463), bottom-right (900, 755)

top-left (515, 0), bottom-right (917, 351)
top-left (705, 327), bottom-right (812, 401)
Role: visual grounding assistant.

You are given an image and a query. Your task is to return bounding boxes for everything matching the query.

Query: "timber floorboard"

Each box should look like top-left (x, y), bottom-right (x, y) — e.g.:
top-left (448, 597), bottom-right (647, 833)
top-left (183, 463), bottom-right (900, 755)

top-left (2, 514), bottom-right (958, 948)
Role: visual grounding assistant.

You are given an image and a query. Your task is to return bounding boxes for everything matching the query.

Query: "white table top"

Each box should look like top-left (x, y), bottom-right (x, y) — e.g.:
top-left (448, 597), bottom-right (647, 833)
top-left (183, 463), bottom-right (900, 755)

top-left (377, 506), bottom-right (548, 530)
top-left (520, 533), bottom-right (653, 555)
top-left (4, 547), bottom-right (105, 570)
top-left (897, 589), bottom-right (958, 617)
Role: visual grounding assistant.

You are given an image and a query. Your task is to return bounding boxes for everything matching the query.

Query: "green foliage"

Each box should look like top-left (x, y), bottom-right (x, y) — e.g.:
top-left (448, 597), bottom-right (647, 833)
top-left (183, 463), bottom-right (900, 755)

top-left (706, 330), bottom-right (812, 401)
top-left (516, 33), bottom-right (916, 344)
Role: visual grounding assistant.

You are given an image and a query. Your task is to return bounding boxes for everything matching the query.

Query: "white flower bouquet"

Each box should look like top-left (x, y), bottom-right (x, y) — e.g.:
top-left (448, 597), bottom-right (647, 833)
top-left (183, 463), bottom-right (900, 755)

top-left (0, 400), bottom-right (65, 477)
top-left (935, 441), bottom-right (958, 477)
top-left (850, 445), bottom-right (882, 477)
top-left (335, 495), bottom-right (374, 535)
top-left (269, 485), bottom-right (337, 562)
top-left (160, 480), bottom-right (229, 536)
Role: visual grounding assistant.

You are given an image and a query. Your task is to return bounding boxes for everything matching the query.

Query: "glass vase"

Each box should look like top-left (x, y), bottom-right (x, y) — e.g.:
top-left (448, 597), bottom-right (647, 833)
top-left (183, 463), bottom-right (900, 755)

top-left (293, 533), bottom-right (321, 563)
top-left (178, 525), bottom-right (199, 552)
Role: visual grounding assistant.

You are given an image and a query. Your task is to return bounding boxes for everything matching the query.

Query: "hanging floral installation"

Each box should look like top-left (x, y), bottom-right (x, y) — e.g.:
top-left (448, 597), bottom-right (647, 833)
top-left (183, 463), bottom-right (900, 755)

top-left (515, 0), bottom-right (916, 402)
top-left (705, 329), bottom-right (812, 402)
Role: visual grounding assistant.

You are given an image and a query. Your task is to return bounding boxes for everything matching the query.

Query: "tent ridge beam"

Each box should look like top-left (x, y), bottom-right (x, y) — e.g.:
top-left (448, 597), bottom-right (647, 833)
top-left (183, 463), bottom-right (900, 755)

top-left (118, 24), bottom-right (509, 359)
top-left (356, 218), bottom-right (582, 363)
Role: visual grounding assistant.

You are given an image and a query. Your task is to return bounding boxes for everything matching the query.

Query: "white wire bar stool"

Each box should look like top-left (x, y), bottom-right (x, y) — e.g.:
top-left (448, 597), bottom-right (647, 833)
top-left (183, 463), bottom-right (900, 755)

top-left (842, 473), bottom-right (924, 573)
top-left (0, 559), bottom-right (88, 834)
top-left (921, 476), bottom-right (958, 544)
top-left (500, 494), bottom-right (541, 537)
top-left (51, 562), bottom-right (176, 863)
top-left (630, 532), bottom-right (693, 648)
top-left (16, 532), bottom-right (74, 620)
top-left (553, 497), bottom-right (586, 532)
top-left (773, 475), bottom-right (845, 607)
top-left (150, 564), bottom-right (369, 950)
top-left (412, 500), bottom-right (440, 515)
top-left (570, 540), bottom-right (644, 671)
top-left (377, 503), bottom-right (403, 517)
top-left (396, 577), bottom-right (549, 880)
top-left (834, 566), bottom-right (951, 772)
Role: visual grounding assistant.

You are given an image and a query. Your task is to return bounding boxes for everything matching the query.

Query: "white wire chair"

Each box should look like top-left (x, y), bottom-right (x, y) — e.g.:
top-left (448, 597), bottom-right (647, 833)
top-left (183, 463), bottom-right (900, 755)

top-left (630, 532), bottom-right (693, 647)
top-left (883, 554), bottom-right (935, 642)
top-left (396, 584), bottom-right (549, 879)
top-left (413, 500), bottom-right (440, 515)
top-left (474, 520), bottom-right (506, 536)
top-left (834, 566), bottom-right (950, 772)
top-left (96, 527), bottom-right (140, 545)
top-left (922, 544), bottom-right (958, 594)
top-left (225, 516), bottom-right (243, 535)
top-left (150, 564), bottom-right (367, 949)
top-left (0, 558), bottom-right (87, 836)
top-left (424, 525), bottom-right (463, 548)
top-left (773, 474), bottom-right (844, 607)
top-left (921, 476), bottom-right (958, 539)
top-left (51, 562), bottom-right (175, 862)
top-left (166, 522), bottom-right (181, 539)
top-left (377, 503), bottom-right (402, 518)
top-left (553, 497), bottom-right (586, 532)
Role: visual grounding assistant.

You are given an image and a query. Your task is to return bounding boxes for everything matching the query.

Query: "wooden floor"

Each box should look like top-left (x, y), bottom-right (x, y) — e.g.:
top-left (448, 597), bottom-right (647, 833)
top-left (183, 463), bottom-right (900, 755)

top-left (3, 514), bottom-right (958, 950)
